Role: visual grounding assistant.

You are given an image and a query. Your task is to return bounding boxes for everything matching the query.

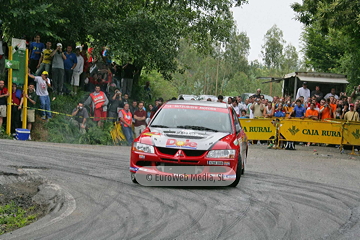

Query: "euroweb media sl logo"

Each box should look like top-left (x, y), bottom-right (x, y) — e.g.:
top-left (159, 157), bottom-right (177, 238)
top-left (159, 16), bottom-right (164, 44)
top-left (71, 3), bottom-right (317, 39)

top-left (288, 126), bottom-right (300, 136)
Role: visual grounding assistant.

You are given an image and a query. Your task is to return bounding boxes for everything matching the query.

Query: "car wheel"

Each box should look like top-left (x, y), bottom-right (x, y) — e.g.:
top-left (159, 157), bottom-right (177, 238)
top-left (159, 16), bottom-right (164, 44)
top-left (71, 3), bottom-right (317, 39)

top-left (229, 157), bottom-right (242, 187)
top-left (131, 172), bottom-right (138, 184)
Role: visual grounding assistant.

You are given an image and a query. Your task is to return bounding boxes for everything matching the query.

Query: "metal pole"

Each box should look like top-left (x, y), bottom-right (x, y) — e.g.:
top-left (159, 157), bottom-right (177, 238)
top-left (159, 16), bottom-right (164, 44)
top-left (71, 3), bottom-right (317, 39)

top-left (6, 46), bottom-right (12, 135)
top-left (21, 49), bottom-right (28, 129)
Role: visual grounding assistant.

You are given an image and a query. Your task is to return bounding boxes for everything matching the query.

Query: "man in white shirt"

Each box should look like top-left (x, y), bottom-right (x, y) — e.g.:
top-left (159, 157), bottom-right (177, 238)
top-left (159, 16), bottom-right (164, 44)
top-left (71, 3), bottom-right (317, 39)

top-left (324, 88), bottom-right (339, 100)
top-left (296, 82), bottom-right (311, 102)
top-left (71, 47), bottom-right (84, 95)
top-left (28, 70), bottom-right (52, 120)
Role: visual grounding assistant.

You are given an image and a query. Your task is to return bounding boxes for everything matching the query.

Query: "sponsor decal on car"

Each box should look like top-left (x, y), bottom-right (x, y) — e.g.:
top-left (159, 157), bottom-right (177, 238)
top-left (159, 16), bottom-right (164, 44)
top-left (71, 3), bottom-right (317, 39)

top-left (143, 132), bottom-right (162, 137)
top-left (130, 167), bottom-right (139, 172)
top-left (166, 139), bottom-right (198, 149)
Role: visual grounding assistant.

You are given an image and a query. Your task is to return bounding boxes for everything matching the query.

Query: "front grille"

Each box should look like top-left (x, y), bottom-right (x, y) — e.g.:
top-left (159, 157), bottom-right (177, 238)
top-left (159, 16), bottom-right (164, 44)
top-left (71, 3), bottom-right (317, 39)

top-left (160, 158), bottom-right (178, 162)
top-left (180, 160), bottom-right (199, 163)
top-left (157, 147), bottom-right (178, 155)
top-left (183, 150), bottom-right (206, 157)
top-left (156, 147), bottom-right (206, 157)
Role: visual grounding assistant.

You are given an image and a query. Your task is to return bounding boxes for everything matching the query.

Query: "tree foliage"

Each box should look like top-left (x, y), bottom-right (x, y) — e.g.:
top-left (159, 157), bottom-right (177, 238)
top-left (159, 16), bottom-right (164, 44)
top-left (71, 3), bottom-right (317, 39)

top-left (0, 0), bottom-right (247, 77)
top-left (292, 0), bottom-right (360, 87)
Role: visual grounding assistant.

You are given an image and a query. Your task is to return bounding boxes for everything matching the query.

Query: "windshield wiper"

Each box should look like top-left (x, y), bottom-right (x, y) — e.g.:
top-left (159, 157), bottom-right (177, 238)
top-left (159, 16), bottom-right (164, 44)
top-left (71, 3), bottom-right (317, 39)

top-left (176, 125), bottom-right (218, 132)
top-left (150, 125), bottom-right (170, 128)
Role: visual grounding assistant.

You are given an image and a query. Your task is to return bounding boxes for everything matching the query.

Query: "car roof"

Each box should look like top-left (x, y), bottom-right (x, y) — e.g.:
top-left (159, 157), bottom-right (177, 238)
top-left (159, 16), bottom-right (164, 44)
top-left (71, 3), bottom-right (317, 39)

top-left (165, 100), bottom-right (229, 109)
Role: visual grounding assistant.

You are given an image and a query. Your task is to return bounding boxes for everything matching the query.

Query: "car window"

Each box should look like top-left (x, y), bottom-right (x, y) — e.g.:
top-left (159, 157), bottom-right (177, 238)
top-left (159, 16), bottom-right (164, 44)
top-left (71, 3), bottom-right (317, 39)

top-left (151, 107), bottom-right (232, 133)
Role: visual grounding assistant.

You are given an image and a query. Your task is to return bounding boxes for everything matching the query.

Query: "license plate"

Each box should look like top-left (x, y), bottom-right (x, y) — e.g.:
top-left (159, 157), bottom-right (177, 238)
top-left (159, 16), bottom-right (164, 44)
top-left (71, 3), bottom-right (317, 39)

top-left (207, 161), bottom-right (223, 165)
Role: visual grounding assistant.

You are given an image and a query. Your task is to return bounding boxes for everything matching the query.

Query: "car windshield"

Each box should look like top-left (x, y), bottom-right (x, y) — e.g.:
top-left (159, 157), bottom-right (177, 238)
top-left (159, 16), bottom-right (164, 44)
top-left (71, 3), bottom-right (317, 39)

top-left (150, 106), bottom-right (232, 133)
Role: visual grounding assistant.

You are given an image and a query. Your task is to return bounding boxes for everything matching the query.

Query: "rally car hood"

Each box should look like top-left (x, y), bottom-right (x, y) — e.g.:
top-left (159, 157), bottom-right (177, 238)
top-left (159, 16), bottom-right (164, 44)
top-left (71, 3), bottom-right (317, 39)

top-left (140, 128), bottom-right (231, 150)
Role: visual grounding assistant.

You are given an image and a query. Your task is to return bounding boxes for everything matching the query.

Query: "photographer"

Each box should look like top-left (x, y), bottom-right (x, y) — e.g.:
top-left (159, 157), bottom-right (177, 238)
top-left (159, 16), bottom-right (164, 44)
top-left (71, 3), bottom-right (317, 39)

top-left (108, 88), bottom-right (122, 122)
top-left (71, 102), bottom-right (88, 134)
top-left (50, 43), bottom-right (66, 95)
top-left (319, 99), bottom-right (332, 120)
top-left (351, 85), bottom-right (360, 102)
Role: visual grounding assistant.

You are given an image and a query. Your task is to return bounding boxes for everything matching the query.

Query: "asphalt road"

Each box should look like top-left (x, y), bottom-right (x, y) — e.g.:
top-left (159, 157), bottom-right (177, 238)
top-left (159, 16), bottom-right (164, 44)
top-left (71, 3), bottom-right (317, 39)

top-left (1, 139), bottom-right (360, 240)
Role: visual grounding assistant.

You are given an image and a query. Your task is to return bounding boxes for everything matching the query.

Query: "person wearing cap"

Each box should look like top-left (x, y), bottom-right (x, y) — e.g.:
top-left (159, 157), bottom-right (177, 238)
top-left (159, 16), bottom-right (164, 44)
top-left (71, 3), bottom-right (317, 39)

top-left (70, 47), bottom-right (84, 95)
top-left (28, 70), bottom-right (52, 120)
top-left (296, 82), bottom-right (311, 102)
top-left (35, 41), bottom-right (53, 76)
top-left (343, 104), bottom-right (359, 121)
top-left (50, 43), bottom-right (66, 95)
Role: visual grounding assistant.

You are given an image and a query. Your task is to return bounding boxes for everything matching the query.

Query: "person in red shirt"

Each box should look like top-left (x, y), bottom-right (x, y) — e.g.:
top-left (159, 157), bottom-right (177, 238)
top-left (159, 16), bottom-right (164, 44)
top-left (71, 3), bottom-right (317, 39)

top-left (11, 83), bottom-right (23, 133)
top-left (133, 101), bottom-right (147, 138)
top-left (0, 80), bottom-right (9, 130)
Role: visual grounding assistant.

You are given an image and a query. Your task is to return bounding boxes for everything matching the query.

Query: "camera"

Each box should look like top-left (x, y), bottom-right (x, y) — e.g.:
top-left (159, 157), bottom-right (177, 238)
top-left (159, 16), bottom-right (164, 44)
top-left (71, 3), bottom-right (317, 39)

top-left (115, 90), bottom-right (121, 94)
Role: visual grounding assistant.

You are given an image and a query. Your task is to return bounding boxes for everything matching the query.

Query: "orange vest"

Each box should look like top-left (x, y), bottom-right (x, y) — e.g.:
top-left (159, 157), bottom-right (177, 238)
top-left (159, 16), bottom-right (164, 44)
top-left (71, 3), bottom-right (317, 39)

top-left (90, 91), bottom-right (106, 109)
top-left (120, 109), bottom-right (132, 127)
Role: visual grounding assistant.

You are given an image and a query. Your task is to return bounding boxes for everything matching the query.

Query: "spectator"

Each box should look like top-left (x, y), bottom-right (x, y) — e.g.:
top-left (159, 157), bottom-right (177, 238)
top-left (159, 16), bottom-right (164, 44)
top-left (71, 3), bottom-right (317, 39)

top-left (272, 96), bottom-right (279, 108)
top-left (296, 82), bottom-right (311, 102)
top-left (119, 93), bottom-right (130, 109)
top-left (121, 58), bottom-right (137, 97)
top-left (246, 96), bottom-right (254, 118)
top-left (341, 104), bottom-right (349, 119)
top-left (274, 103), bottom-right (286, 117)
top-left (250, 98), bottom-right (264, 118)
top-left (311, 86), bottom-right (323, 103)
top-left (11, 83), bottom-right (23, 133)
top-left (252, 88), bottom-right (261, 98)
top-left (143, 81), bottom-right (152, 99)
top-left (150, 98), bottom-right (163, 118)
top-left (237, 96), bottom-right (246, 111)
top-left (291, 99), bottom-right (306, 119)
top-left (134, 101), bottom-right (147, 138)
top-left (130, 100), bottom-right (138, 116)
top-left (64, 45), bottom-right (77, 84)
top-left (284, 101), bottom-right (294, 118)
top-left (71, 102), bottom-right (88, 134)
top-left (23, 83), bottom-right (37, 139)
top-left (263, 102), bottom-right (274, 118)
top-left (119, 103), bottom-right (133, 145)
top-left (335, 106), bottom-right (342, 119)
top-left (319, 99), bottom-right (332, 120)
top-left (324, 88), bottom-right (339, 100)
top-left (0, 80), bottom-right (9, 130)
top-left (343, 104), bottom-right (359, 121)
top-left (347, 96), bottom-right (353, 104)
top-left (217, 95), bottom-right (225, 103)
top-left (35, 41), bottom-right (53, 76)
top-left (71, 47), bottom-right (84, 95)
top-left (239, 110), bottom-right (247, 118)
top-left (231, 98), bottom-right (240, 116)
top-left (351, 85), bottom-right (360, 102)
top-left (147, 104), bottom-right (153, 118)
top-left (80, 44), bottom-right (89, 91)
top-left (84, 85), bottom-right (109, 127)
top-left (29, 34), bottom-right (45, 74)
top-left (329, 96), bottom-right (337, 118)
top-left (355, 101), bottom-right (360, 116)
top-left (305, 103), bottom-right (319, 120)
top-left (50, 43), bottom-right (66, 95)
top-left (108, 88), bottom-right (122, 122)
top-left (28, 71), bottom-right (52, 120)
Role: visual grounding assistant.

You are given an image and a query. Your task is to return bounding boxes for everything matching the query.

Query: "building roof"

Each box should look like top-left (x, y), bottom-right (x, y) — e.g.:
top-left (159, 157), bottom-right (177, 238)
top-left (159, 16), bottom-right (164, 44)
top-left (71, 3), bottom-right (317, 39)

top-left (284, 72), bottom-right (348, 84)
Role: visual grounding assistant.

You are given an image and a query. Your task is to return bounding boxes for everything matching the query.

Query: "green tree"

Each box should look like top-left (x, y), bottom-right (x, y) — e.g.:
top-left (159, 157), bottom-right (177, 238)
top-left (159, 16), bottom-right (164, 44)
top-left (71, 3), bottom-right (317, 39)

top-left (261, 25), bottom-right (285, 69)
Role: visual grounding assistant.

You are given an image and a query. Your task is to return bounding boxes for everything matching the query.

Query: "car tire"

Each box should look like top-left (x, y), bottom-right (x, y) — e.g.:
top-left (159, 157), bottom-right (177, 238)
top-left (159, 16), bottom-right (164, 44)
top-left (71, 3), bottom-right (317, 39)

top-left (131, 172), bottom-right (138, 184)
top-left (229, 157), bottom-right (242, 187)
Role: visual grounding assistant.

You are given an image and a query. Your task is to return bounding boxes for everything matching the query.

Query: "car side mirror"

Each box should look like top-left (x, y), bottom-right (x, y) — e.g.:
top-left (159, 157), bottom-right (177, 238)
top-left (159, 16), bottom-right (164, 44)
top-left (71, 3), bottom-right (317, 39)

top-left (146, 118), bottom-right (150, 125)
top-left (235, 123), bottom-right (241, 133)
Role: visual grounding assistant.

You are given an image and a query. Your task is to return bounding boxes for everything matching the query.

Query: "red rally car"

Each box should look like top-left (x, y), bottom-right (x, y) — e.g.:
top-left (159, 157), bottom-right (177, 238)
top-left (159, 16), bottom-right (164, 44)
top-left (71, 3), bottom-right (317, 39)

top-left (130, 100), bottom-right (248, 187)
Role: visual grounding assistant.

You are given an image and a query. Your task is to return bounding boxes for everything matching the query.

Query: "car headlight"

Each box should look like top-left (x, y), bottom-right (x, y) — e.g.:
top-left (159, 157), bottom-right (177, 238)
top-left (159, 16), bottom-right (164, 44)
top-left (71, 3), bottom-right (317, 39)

top-left (133, 142), bottom-right (155, 154)
top-left (206, 150), bottom-right (235, 159)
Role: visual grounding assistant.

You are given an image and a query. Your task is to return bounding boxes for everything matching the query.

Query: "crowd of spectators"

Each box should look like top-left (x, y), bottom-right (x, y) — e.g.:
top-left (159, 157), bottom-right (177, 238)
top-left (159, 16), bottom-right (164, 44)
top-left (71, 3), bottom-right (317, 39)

top-left (225, 83), bottom-right (360, 122)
